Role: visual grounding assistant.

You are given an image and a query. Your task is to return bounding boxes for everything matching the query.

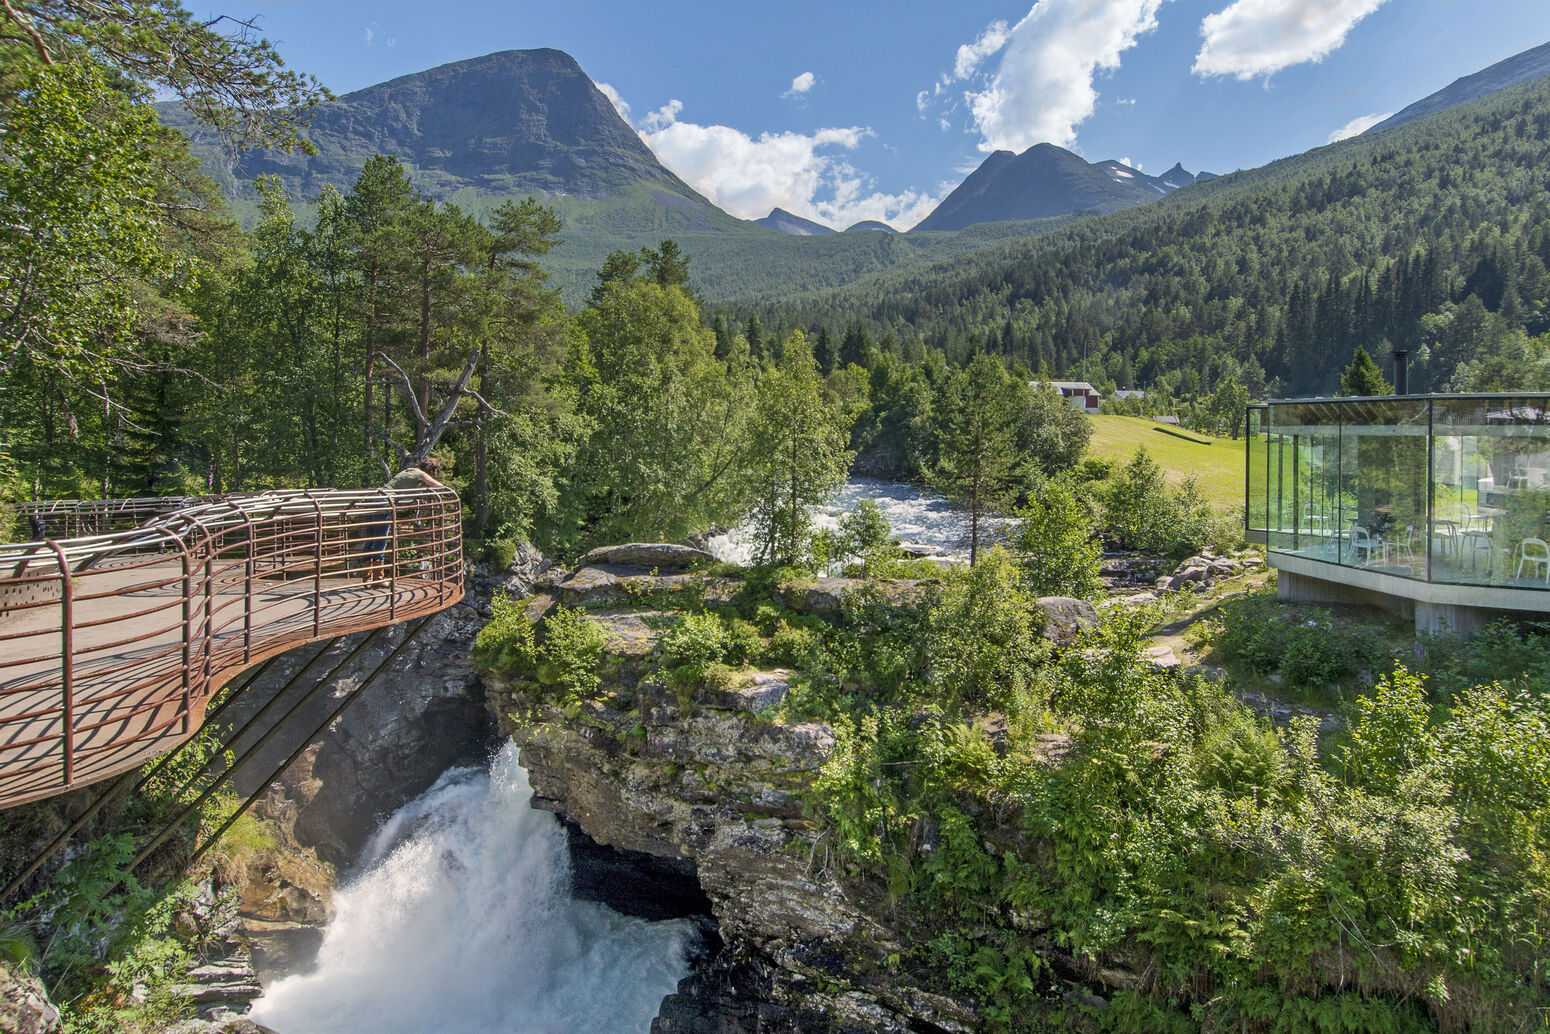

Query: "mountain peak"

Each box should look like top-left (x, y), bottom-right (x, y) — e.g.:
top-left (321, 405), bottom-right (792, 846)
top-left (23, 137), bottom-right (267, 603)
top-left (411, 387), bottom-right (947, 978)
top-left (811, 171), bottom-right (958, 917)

top-left (754, 208), bottom-right (836, 235)
top-left (161, 46), bottom-right (712, 206)
top-left (913, 144), bottom-right (1164, 232)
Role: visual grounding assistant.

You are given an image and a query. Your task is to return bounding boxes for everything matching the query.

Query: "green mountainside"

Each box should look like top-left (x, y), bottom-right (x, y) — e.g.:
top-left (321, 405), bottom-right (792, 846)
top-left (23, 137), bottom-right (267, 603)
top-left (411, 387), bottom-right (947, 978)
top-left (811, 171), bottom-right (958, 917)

top-left (741, 76), bottom-right (1550, 398)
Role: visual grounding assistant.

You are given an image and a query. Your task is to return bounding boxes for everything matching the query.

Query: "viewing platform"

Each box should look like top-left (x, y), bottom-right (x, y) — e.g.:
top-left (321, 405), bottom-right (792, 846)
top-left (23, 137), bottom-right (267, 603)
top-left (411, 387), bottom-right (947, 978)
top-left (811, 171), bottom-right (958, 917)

top-left (0, 488), bottom-right (464, 810)
top-left (1245, 393), bottom-right (1550, 635)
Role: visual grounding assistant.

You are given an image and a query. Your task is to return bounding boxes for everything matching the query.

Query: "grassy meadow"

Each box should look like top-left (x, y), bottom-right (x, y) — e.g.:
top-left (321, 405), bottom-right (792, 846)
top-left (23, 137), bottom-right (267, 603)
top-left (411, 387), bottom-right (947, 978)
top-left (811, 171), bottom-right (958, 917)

top-left (1086, 415), bottom-right (1245, 511)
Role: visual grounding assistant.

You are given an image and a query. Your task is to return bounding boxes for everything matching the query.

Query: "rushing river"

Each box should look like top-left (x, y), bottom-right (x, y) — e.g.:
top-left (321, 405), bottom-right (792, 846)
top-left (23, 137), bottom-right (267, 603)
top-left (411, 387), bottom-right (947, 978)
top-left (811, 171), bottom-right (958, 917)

top-left (248, 744), bottom-right (695, 1034)
top-left (706, 476), bottom-right (1004, 565)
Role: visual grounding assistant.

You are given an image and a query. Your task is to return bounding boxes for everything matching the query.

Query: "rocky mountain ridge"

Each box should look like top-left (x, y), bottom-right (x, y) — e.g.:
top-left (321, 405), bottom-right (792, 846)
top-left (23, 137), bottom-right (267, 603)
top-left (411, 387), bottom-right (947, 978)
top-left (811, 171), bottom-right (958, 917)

top-left (1372, 39), bottom-right (1550, 132)
top-left (754, 208), bottom-right (836, 235)
top-left (912, 144), bottom-right (1207, 232)
top-left (159, 48), bottom-right (725, 222)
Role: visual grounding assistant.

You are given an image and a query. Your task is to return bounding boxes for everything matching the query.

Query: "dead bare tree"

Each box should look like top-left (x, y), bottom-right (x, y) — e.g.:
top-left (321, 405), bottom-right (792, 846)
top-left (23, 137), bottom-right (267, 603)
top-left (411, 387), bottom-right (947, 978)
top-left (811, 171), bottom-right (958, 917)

top-left (366, 348), bottom-right (503, 477)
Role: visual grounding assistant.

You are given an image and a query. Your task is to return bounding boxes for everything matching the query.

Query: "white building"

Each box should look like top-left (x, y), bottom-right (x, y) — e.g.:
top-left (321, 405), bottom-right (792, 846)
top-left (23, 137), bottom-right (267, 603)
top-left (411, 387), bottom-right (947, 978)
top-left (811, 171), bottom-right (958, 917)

top-left (1033, 380), bottom-right (1101, 413)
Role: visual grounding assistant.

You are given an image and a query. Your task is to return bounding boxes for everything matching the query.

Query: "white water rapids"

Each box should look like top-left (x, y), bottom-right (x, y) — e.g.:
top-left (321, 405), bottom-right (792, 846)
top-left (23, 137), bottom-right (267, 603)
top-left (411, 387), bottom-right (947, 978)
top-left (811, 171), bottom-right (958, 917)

top-left (706, 476), bottom-right (1006, 564)
top-left (248, 743), bottom-right (696, 1034)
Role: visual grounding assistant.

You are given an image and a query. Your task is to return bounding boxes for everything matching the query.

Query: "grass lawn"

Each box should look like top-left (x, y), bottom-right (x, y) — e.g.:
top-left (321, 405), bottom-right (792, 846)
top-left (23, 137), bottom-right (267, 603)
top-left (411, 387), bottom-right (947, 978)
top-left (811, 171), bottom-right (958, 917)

top-left (1086, 415), bottom-right (1246, 511)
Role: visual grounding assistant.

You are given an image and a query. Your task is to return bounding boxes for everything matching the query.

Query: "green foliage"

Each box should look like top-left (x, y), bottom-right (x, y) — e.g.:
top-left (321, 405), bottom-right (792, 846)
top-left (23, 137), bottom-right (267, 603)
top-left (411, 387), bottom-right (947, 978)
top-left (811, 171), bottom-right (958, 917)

top-left (0, 62), bottom-right (169, 380)
top-left (812, 713), bottom-right (890, 865)
top-left (1101, 447), bottom-right (1225, 559)
top-left (924, 548), bottom-right (1052, 714)
top-left (1013, 476), bottom-right (1104, 599)
top-left (563, 272), bottom-right (755, 552)
top-left (472, 593), bottom-right (539, 674)
top-left (1212, 593), bottom-right (1384, 694)
top-left (660, 611), bottom-right (732, 686)
top-left (772, 551), bottom-right (1550, 1028)
top-left (926, 353), bottom-right (1027, 564)
top-left (532, 606), bottom-right (609, 701)
top-left (744, 331), bottom-right (856, 566)
top-left (1416, 620), bottom-right (1550, 698)
top-left (837, 499), bottom-right (893, 562)
top-left (1341, 345), bottom-right (1394, 396)
top-left (1339, 668), bottom-right (1435, 794)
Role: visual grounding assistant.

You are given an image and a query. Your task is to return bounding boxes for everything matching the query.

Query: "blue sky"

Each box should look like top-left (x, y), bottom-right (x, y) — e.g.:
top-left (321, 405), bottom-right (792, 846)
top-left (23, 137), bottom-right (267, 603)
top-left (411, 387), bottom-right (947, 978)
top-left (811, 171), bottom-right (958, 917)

top-left (218, 0), bottom-right (1550, 229)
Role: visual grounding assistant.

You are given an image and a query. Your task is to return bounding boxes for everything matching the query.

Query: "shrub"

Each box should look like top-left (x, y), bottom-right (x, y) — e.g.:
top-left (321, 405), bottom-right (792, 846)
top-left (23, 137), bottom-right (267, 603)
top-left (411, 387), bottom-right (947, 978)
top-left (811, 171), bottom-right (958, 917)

top-left (533, 605), bottom-right (609, 700)
top-left (767, 620), bottom-right (822, 667)
top-left (1196, 711), bottom-right (1289, 798)
top-left (1101, 448), bottom-right (1231, 559)
top-left (1212, 594), bottom-right (1380, 693)
top-left (925, 548), bottom-right (1051, 714)
top-left (472, 593), bottom-right (538, 674)
top-left (660, 611), bottom-right (730, 672)
top-left (1013, 476), bottom-right (1103, 599)
top-left (483, 537), bottom-right (519, 570)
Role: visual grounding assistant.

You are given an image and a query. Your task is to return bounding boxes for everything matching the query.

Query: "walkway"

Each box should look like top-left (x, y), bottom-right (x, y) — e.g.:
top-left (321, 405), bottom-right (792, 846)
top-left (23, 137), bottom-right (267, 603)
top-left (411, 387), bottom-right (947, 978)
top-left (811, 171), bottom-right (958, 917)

top-left (0, 489), bottom-right (464, 809)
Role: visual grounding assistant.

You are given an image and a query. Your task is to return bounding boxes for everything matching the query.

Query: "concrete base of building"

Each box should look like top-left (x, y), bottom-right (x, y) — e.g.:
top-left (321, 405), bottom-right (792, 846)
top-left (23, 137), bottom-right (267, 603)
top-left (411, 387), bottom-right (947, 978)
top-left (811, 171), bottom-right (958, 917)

top-left (1273, 556), bottom-right (1550, 638)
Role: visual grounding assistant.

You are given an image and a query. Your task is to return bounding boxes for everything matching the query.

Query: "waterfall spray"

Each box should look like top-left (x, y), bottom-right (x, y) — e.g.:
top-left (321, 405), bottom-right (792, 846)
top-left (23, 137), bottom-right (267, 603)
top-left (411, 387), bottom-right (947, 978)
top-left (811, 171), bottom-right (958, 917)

top-left (250, 744), bottom-right (693, 1034)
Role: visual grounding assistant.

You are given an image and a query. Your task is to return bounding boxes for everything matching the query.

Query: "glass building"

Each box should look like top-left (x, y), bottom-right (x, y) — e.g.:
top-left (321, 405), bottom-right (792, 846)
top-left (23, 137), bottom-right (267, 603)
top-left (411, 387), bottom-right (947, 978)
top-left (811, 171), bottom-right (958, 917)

top-left (1246, 394), bottom-right (1550, 634)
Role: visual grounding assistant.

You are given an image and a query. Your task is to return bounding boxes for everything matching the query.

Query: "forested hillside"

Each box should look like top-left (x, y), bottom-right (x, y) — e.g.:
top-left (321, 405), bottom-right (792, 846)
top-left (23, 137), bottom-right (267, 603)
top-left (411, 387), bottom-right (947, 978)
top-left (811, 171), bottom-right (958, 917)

top-left (733, 76), bottom-right (1550, 400)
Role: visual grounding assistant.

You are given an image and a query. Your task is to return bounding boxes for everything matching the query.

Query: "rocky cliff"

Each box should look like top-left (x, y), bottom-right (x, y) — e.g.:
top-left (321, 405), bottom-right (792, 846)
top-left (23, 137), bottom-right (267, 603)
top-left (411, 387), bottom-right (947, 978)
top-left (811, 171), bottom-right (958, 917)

top-left (475, 546), bottom-right (1097, 1033)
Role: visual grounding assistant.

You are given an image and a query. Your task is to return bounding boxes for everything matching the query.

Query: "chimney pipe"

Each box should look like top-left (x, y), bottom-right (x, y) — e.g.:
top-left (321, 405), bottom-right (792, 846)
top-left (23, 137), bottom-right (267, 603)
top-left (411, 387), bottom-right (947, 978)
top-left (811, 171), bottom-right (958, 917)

top-left (1392, 348), bottom-right (1409, 395)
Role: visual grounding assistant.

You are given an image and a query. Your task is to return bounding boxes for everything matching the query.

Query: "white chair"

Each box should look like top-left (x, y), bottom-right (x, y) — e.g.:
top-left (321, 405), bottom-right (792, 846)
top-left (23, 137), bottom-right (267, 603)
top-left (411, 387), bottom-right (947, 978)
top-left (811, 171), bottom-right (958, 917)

top-left (1348, 525), bottom-right (1378, 565)
top-left (1516, 538), bottom-right (1550, 584)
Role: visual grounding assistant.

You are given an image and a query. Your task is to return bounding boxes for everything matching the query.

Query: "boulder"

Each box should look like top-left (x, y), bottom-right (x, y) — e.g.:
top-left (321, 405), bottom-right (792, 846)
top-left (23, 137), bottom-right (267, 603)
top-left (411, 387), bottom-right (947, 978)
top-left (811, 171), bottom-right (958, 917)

top-left (577, 543), bottom-right (716, 570)
top-left (1035, 596), bottom-right (1100, 645)
top-left (698, 670), bottom-right (792, 714)
top-left (780, 578), bottom-right (929, 616)
top-left (553, 566), bottom-right (700, 607)
top-left (581, 612), bottom-right (663, 658)
top-left (0, 961), bottom-right (59, 1034)
top-left (1144, 644), bottom-right (1181, 671)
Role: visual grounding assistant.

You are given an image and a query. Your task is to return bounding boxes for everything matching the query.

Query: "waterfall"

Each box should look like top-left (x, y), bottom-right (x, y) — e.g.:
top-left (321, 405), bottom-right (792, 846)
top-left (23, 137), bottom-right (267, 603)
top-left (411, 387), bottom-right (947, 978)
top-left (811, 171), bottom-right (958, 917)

top-left (249, 743), bottom-right (695, 1034)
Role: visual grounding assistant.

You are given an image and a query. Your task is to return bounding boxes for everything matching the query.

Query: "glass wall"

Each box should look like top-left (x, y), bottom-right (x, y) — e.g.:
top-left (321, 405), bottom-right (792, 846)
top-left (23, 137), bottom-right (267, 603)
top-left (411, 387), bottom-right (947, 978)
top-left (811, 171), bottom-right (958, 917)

top-left (1246, 406), bottom-right (1267, 543)
top-left (1431, 397), bottom-right (1550, 588)
top-left (1243, 395), bottom-right (1550, 590)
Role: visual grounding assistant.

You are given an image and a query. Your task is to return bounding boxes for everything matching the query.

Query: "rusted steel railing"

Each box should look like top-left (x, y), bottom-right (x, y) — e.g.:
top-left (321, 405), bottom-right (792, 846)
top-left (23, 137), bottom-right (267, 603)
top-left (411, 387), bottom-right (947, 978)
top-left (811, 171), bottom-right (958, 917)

top-left (15, 497), bottom-right (196, 539)
top-left (0, 486), bottom-right (464, 810)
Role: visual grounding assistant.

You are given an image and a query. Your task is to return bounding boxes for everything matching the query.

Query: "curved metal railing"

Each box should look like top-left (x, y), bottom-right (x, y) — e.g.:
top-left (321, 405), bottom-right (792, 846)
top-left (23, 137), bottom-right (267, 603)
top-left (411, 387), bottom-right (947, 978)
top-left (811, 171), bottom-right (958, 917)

top-left (0, 487), bottom-right (464, 810)
top-left (15, 497), bottom-right (197, 540)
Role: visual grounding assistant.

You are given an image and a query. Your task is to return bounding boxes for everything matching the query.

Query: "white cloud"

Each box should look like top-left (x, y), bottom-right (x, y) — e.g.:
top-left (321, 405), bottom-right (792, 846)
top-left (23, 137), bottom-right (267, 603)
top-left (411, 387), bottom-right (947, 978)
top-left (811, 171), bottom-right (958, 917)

top-left (1194, 0), bottom-right (1391, 80)
top-left (1327, 110), bottom-right (1392, 142)
top-left (386, 37), bottom-right (397, 48)
top-left (363, 25), bottom-right (374, 45)
top-left (955, 0), bottom-right (1166, 153)
top-left (596, 81), bottom-right (631, 123)
top-left (783, 72), bottom-right (818, 98)
top-left (954, 20), bottom-right (1011, 80)
top-left (1116, 97), bottom-right (1137, 107)
top-left (641, 113), bottom-right (940, 230)
top-left (639, 99), bottom-right (684, 134)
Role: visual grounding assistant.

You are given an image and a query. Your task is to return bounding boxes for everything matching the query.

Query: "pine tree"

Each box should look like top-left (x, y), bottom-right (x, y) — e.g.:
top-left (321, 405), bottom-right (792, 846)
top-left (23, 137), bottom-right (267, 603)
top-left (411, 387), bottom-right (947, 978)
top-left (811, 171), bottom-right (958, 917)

top-left (927, 353), bottom-right (1023, 565)
top-left (1340, 346), bottom-right (1393, 396)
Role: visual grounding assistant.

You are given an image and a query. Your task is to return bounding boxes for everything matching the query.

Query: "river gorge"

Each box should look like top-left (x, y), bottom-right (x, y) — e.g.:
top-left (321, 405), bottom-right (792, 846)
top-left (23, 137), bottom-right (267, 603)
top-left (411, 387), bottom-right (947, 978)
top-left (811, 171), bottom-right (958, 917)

top-left (238, 477), bottom-right (987, 1034)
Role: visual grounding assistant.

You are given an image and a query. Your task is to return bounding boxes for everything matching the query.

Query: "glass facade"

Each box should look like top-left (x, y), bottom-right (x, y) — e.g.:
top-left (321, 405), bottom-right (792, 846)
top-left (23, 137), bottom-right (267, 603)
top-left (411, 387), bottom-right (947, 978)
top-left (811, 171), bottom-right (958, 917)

top-left (1245, 395), bottom-right (1550, 590)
